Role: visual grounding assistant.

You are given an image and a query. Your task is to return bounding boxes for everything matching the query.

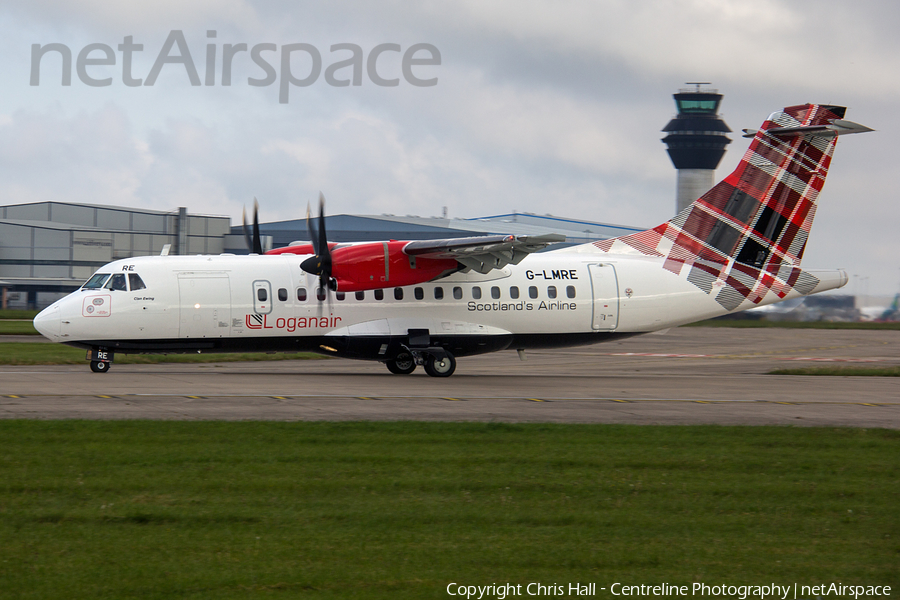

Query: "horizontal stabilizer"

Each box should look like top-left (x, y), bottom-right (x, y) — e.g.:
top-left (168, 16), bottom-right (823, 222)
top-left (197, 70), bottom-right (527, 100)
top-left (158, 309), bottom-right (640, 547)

top-left (743, 118), bottom-right (873, 138)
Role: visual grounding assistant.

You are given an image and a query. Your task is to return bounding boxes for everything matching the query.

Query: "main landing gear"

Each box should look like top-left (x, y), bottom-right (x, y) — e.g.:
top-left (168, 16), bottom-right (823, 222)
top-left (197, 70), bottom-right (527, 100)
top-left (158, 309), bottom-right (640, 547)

top-left (384, 348), bottom-right (457, 378)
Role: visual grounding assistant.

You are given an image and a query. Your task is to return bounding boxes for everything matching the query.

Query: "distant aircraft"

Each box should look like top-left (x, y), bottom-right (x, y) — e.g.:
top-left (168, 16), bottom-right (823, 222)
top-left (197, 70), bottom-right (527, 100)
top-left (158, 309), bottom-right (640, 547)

top-left (34, 103), bottom-right (872, 376)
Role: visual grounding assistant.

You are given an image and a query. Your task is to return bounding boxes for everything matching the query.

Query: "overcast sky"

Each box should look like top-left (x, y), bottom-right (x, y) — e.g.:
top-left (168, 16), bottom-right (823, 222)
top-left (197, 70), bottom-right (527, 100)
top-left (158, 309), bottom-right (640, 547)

top-left (2, 0), bottom-right (897, 297)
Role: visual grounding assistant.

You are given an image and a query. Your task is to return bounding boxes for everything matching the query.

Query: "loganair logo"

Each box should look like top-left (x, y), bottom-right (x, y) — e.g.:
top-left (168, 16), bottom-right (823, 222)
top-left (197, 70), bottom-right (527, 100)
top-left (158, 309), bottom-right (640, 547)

top-left (245, 313), bottom-right (341, 331)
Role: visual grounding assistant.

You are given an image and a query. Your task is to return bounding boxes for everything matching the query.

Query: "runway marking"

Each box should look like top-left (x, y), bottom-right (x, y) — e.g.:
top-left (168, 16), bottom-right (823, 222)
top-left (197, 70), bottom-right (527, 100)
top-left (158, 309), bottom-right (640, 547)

top-left (96, 395), bottom-right (113, 399)
top-left (526, 398), bottom-right (546, 402)
top-left (271, 396), bottom-right (287, 400)
top-left (443, 397), bottom-right (463, 402)
top-left (5, 395), bottom-right (20, 398)
top-left (185, 395), bottom-right (205, 399)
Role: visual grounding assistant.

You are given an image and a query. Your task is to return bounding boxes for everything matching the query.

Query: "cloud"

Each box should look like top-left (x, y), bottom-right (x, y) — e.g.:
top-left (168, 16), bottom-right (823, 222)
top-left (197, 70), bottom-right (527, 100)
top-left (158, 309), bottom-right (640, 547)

top-left (1, 0), bottom-right (898, 294)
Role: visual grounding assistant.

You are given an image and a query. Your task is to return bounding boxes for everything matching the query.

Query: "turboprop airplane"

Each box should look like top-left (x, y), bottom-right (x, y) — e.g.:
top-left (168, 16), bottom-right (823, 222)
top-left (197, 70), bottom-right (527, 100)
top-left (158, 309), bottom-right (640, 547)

top-left (33, 103), bottom-right (871, 376)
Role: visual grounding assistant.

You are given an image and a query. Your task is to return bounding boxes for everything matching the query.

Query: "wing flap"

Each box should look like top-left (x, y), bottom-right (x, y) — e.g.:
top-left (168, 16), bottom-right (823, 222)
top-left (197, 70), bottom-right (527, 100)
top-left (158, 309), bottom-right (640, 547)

top-left (403, 233), bottom-right (565, 274)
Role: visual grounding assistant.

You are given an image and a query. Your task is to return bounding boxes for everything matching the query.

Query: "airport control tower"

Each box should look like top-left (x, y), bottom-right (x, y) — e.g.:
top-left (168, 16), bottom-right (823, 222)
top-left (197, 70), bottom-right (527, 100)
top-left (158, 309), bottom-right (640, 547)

top-left (662, 83), bottom-right (731, 214)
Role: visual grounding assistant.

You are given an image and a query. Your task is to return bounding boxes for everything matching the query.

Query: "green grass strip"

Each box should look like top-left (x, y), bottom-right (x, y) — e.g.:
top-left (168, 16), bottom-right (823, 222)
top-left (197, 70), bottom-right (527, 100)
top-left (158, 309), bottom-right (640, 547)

top-left (770, 365), bottom-right (900, 377)
top-left (0, 422), bottom-right (896, 599)
top-left (0, 320), bottom-right (40, 335)
top-left (0, 342), bottom-right (322, 365)
top-left (0, 309), bottom-right (40, 320)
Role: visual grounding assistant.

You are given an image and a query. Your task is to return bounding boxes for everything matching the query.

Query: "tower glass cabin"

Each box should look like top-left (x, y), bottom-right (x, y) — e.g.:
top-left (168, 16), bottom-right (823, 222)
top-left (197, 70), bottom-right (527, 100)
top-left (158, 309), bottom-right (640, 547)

top-left (662, 85), bottom-right (732, 214)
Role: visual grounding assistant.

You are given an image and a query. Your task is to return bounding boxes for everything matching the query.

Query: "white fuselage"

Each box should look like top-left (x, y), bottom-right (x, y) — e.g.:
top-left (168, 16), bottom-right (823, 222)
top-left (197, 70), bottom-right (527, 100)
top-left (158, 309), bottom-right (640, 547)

top-left (33, 245), bottom-right (847, 360)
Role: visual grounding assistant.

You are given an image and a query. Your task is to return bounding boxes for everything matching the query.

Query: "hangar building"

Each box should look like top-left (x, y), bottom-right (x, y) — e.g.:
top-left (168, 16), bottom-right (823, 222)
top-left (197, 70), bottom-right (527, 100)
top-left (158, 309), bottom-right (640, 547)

top-left (0, 202), bottom-right (229, 309)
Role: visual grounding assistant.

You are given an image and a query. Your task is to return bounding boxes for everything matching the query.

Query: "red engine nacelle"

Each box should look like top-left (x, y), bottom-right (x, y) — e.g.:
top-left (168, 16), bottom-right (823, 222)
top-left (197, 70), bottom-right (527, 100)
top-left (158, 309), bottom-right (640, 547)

top-left (330, 241), bottom-right (459, 292)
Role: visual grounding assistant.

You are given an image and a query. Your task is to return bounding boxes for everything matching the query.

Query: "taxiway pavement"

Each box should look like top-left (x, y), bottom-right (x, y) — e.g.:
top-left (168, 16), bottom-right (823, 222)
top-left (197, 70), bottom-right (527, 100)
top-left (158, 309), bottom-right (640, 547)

top-left (2, 327), bottom-right (898, 427)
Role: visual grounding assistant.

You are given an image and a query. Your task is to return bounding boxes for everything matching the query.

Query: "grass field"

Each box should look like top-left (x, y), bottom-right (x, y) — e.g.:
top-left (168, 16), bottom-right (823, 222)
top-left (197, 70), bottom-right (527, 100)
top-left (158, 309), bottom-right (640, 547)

top-left (0, 421), bottom-right (896, 599)
top-left (770, 365), bottom-right (900, 377)
top-left (0, 320), bottom-right (39, 335)
top-left (0, 309), bottom-right (39, 320)
top-left (0, 342), bottom-right (323, 365)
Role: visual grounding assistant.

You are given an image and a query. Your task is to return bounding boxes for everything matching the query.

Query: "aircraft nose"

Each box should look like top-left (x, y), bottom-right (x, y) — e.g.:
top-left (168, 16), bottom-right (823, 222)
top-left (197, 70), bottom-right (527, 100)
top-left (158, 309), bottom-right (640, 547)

top-left (33, 305), bottom-right (61, 340)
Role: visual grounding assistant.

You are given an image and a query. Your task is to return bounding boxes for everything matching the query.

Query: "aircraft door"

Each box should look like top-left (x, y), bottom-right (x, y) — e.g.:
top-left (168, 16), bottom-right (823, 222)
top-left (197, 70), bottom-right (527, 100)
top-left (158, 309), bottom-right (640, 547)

top-left (252, 280), bottom-right (272, 315)
top-left (589, 264), bottom-right (619, 330)
top-left (178, 274), bottom-right (232, 338)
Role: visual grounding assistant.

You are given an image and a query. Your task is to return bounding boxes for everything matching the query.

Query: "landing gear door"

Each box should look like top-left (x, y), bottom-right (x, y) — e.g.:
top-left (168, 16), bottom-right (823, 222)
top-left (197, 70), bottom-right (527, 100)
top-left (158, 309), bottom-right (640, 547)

top-left (589, 264), bottom-right (619, 331)
top-left (252, 280), bottom-right (272, 315)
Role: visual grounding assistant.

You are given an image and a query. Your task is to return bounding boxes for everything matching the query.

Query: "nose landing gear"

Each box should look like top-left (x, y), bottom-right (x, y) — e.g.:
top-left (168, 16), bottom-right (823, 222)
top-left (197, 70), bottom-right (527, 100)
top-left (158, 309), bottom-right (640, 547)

top-left (90, 360), bottom-right (110, 373)
top-left (87, 348), bottom-right (113, 373)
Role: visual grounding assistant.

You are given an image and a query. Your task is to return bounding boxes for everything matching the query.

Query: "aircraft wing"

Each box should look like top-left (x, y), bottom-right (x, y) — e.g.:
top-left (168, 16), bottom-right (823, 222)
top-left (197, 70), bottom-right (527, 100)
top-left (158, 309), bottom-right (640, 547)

top-left (403, 233), bottom-right (566, 274)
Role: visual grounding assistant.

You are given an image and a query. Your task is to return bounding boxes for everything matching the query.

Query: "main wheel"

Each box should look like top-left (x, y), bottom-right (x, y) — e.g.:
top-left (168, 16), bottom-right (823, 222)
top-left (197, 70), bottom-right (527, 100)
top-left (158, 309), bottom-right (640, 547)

top-left (424, 354), bottom-right (456, 378)
top-left (90, 360), bottom-right (110, 373)
top-left (386, 352), bottom-right (416, 375)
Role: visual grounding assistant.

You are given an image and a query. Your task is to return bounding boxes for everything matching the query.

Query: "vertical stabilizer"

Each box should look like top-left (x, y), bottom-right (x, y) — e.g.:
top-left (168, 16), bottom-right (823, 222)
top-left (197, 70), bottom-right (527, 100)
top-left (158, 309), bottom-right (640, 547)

top-left (591, 104), bottom-right (871, 310)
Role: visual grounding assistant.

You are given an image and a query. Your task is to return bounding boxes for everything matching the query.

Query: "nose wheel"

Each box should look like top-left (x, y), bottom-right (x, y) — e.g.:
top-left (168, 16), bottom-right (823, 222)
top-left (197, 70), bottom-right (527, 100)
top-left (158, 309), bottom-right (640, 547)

top-left (90, 360), bottom-right (110, 373)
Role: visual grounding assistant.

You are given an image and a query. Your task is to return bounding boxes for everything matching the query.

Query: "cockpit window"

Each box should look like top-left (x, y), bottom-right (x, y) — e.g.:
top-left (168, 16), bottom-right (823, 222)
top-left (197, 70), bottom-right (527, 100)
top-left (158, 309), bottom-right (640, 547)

top-left (82, 273), bottom-right (111, 289)
top-left (104, 273), bottom-right (127, 291)
top-left (129, 273), bottom-right (147, 291)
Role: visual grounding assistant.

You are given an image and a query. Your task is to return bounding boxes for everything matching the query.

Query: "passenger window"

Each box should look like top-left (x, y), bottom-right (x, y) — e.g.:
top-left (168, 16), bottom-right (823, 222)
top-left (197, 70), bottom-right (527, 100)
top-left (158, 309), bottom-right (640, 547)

top-left (453, 286), bottom-right (463, 300)
top-left (374, 289), bottom-right (384, 301)
top-left (567, 285), bottom-right (576, 299)
top-left (491, 286), bottom-right (501, 300)
top-left (105, 274), bottom-right (127, 291)
top-left (529, 286), bottom-right (538, 299)
top-left (336, 292), bottom-right (345, 301)
top-left (548, 286), bottom-right (557, 299)
top-left (509, 286), bottom-right (519, 299)
top-left (472, 286), bottom-right (482, 300)
top-left (316, 288), bottom-right (326, 302)
top-left (355, 291), bottom-right (365, 301)
top-left (414, 287), bottom-right (424, 300)
top-left (278, 288), bottom-right (288, 302)
top-left (394, 288), bottom-right (404, 301)
top-left (128, 273), bottom-right (147, 291)
top-left (258, 287), bottom-right (268, 302)
top-left (434, 287), bottom-right (444, 300)
top-left (82, 273), bottom-right (111, 289)
top-left (297, 287), bottom-right (307, 302)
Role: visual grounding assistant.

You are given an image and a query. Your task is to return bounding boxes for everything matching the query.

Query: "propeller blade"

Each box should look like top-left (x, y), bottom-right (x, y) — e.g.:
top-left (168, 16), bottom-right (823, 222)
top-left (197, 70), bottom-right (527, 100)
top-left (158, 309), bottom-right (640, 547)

top-left (306, 202), bottom-right (319, 256)
top-left (242, 206), bottom-right (253, 252)
top-left (251, 197), bottom-right (262, 254)
top-left (317, 192), bottom-right (328, 261)
top-left (300, 192), bottom-right (335, 314)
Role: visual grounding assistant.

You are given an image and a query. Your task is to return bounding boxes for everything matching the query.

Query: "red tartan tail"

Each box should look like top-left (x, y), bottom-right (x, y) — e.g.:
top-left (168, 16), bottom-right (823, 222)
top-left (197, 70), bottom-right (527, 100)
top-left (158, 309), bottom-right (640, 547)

top-left (593, 104), bottom-right (868, 310)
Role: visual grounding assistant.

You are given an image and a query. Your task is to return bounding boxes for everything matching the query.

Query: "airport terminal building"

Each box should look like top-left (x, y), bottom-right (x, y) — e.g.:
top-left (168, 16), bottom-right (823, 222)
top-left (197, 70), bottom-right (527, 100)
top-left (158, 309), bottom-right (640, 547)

top-left (0, 201), bottom-right (640, 309)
